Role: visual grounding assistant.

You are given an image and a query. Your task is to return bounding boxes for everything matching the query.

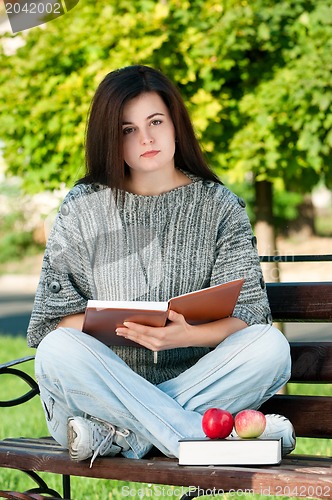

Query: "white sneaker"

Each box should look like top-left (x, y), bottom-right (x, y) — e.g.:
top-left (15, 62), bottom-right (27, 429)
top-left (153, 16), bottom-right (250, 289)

top-left (260, 414), bottom-right (296, 456)
top-left (230, 413), bottom-right (296, 456)
top-left (67, 415), bottom-right (130, 467)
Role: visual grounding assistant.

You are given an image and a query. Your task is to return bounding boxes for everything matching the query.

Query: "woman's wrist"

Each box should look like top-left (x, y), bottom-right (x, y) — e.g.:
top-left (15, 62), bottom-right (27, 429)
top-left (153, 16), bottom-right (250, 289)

top-left (188, 317), bottom-right (248, 348)
top-left (57, 313), bottom-right (85, 331)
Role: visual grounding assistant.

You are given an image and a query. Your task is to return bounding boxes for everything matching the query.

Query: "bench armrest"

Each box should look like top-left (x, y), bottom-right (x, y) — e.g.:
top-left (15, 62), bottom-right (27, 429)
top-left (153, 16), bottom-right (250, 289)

top-left (0, 356), bottom-right (39, 407)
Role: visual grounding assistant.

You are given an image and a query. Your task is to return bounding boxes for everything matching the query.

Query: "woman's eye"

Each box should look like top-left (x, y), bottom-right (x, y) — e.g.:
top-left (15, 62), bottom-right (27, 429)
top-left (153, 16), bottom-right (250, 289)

top-left (151, 119), bottom-right (162, 126)
top-left (123, 127), bottom-right (134, 135)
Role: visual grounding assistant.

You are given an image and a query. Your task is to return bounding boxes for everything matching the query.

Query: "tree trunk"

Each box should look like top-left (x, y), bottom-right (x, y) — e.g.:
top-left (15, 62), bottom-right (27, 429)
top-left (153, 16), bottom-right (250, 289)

top-left (254, 179), bottom-right (287, 395)
top-left (283, 194), bottom-right (316, 239)
top-left (254, 179), bottom-right (279, 283)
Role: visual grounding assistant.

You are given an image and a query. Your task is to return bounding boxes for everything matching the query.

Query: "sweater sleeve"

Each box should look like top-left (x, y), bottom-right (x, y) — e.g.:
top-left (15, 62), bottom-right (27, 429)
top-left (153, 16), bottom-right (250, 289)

top-left (27, 190), bottom-right (93, 347)
top-left (210, 188), bottom-right (272, 327)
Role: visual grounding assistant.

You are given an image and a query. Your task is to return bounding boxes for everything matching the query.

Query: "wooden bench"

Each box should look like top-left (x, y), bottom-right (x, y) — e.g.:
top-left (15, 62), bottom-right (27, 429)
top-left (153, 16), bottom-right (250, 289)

top-left (0, 255), bottom-right (331, 499)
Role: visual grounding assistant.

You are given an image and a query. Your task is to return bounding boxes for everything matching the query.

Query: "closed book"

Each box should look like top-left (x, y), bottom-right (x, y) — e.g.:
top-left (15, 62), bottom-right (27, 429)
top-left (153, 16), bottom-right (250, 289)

top-left (178, 437), bottom-right (282, 466)
top-left (82, 278), bottom-right (244, 347)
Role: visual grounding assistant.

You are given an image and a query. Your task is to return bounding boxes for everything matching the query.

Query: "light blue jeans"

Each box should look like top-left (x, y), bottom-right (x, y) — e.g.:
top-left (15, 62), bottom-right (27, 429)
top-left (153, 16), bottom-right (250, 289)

top-left (35, 324), bottom-right (291, 459)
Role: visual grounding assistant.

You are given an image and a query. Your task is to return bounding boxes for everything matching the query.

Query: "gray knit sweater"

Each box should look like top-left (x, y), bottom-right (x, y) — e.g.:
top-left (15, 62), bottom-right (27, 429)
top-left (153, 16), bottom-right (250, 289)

top-left (27, 174), bottom-right (271, 385)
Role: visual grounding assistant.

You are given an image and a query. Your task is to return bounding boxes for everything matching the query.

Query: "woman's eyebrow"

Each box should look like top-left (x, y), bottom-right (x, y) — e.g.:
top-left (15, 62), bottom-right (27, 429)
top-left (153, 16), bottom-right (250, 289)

top-left (122, 112), bottom-right (165, 125)
top-left (146, 112), bottom-right (165, 120)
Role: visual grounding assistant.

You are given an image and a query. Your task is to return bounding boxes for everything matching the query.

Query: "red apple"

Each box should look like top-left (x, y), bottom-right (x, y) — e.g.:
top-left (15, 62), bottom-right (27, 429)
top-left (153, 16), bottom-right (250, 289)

top-left (202, 408), bottom-right (234, 439)
top-left (234, 409), bottom-right (266, 438)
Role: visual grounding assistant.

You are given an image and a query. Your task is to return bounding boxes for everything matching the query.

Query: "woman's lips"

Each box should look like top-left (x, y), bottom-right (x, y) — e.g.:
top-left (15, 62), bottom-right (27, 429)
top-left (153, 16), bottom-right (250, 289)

top-left (141, 150), bottom-right (160, 158)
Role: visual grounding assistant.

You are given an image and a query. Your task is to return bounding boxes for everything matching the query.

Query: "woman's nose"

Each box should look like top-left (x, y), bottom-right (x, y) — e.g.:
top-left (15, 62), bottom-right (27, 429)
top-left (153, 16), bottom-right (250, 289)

top-left (141, 130), bottom-right (154, 144)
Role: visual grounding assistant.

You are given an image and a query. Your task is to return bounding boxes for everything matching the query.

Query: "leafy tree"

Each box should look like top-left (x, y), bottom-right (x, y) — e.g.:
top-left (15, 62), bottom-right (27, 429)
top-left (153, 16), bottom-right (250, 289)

top-left (0, 0), bottom-right (331, 261)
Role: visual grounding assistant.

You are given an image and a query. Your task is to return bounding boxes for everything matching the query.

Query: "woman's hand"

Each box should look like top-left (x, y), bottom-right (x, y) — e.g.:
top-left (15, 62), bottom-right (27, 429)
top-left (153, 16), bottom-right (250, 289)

top-left (115, 310), bottom-right (193, 352)
top-left (115, 310), bottom-right (248, 353)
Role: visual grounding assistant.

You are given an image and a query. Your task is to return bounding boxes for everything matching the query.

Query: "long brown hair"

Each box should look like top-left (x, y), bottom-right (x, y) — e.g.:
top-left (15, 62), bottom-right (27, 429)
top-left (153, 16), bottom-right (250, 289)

top-left (81, 65), bottom-right (221, 189)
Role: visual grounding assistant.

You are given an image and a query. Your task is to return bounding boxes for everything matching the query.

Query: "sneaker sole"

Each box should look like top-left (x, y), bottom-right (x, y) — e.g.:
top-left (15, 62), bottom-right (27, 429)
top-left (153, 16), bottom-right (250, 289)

top-left (67, 418), bottom-right (80, 461)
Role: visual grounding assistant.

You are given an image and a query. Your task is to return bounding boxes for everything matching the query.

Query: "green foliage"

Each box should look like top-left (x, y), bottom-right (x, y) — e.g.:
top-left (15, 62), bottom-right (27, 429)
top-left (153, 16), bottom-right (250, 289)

top-left (0, 225), bottom-right (38, 264)
top-left (0, 0), bottom-right (331, 195)
top-left (0, 183), bottom-right (44, 264)
top-left (315, 209), bottom-right (332, 236)
top-left (223, 0), bottom-right (332, 192)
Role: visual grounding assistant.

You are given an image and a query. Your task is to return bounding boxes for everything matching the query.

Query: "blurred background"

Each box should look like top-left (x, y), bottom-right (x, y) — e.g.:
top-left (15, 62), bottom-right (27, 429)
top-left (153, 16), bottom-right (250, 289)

top-left (0, 0), bottom-right (331, 339)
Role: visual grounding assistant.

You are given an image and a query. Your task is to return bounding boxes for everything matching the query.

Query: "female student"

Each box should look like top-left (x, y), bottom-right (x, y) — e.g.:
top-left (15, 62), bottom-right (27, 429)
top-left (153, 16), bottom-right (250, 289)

top-left (28, 65), bottom-right (295, 466)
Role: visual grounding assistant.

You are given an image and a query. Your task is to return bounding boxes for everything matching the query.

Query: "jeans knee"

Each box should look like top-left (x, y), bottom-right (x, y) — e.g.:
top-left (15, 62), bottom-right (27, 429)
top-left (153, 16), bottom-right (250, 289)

top-left (36, 328), bottom-right (81, 370)
top-left (259, 326), bottom-right (291, 381)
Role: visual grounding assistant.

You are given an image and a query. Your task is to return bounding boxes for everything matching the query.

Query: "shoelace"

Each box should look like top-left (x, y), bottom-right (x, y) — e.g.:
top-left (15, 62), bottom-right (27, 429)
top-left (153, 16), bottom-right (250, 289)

top-left (90, 423), bottom-right (116, 468)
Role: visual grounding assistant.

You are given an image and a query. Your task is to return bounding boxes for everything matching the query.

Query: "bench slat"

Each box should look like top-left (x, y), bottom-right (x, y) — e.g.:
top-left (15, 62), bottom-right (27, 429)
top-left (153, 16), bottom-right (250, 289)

top-left (290, 342), bottom-right (332, 382)
top-left (267, 283), bottom-right (332, 321)
top-left (0, 438), bottom-right (331, 499)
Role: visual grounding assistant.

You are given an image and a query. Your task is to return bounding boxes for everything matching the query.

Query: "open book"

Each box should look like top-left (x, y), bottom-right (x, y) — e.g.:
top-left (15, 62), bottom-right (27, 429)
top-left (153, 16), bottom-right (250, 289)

top-left (82, 278), bottom-right (244, 348)
top-left (178, 437), bottom-right (282, 466)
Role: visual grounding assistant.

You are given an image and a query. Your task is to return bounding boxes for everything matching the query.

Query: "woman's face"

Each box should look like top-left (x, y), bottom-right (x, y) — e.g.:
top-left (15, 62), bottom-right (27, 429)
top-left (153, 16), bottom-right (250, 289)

top-left (122, 92), bottom-right (176, 176)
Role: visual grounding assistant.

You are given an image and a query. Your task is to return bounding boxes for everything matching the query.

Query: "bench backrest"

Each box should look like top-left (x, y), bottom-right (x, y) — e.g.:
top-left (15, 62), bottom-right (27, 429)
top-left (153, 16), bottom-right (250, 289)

top-left (267, 282), bottom-right (332, 321)
top-left (261, 266), bottom-right (332, 440)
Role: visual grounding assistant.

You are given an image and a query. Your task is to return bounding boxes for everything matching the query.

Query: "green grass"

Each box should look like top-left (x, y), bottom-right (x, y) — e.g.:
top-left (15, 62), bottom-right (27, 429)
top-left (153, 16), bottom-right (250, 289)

top-left (0, 335), bottom-right (331, 499)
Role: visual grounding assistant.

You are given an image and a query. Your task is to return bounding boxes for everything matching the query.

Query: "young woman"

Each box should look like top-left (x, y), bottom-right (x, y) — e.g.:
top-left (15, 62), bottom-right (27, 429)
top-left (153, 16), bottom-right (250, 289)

top-left (28, 65), bottom-right (294, 466)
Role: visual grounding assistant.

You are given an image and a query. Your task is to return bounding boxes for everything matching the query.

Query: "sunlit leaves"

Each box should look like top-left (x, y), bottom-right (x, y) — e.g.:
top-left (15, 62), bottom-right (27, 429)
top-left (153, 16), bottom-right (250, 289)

top-left (0, 0), bottom-right (331, 192)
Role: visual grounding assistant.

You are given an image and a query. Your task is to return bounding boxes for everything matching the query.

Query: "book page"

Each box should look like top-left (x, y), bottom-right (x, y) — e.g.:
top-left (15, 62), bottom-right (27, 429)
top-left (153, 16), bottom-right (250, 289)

top-left (87, 300), bottom-right (168, 311)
